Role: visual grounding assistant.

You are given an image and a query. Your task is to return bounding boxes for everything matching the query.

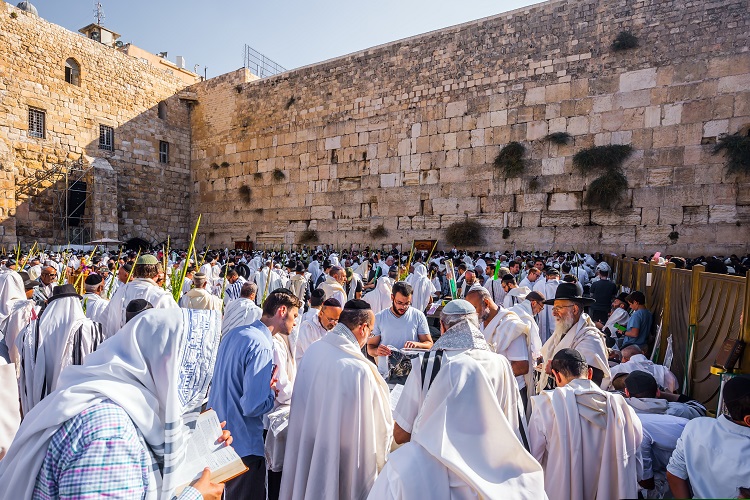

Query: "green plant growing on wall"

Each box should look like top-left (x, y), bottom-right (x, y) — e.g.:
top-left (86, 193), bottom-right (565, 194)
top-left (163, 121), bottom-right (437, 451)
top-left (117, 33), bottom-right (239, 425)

top-left (221, 162), bottom-right (230, 168)
top-left (210, 163), bottom-right (220, 170)
top-left (285, 96), bottom-right (296, 109)
top-left (611, 31), bottom-right (639, 51)
top-left (272, 168), bottom-right (286, 181)
top-left (445, 218), bottom-right (485, 247)
top-left (669, 230), bottom-right (679, 243)
top-left (545, 132), bottom-right (572, 145)
top-left (573, 145), bottom-right (633, 171)
top-left (528, 177), bottom-right (540, 191)
top-left (502, 227), bottom-right (511, 240)
top-left (370, 224), bottom-right (388, 239)
top-left (713, 133), bottom-right (750, 174)
top-left (298, 228), bottom-right (318, 244)
top-left (493, 142), bottom-right (526, 177)
top-left (253, 172), bottom-right (263, 180)
top-left (574, 144), bottom-right (633, 211)
top-left (10, 11), bottom-right (18, 18)
top-left (239, 185), bottom-right (252, 203)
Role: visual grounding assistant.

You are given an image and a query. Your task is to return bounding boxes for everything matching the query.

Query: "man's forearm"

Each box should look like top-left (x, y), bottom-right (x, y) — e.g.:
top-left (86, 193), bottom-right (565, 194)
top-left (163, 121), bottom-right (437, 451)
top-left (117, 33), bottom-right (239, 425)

top-left (666, 472), bottom-right (691, 499)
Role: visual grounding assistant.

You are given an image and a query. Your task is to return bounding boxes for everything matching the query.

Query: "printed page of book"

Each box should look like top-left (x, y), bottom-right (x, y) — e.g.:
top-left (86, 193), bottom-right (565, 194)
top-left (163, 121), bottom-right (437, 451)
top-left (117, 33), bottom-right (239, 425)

top-left (174, 409), bottom-right (247, 495)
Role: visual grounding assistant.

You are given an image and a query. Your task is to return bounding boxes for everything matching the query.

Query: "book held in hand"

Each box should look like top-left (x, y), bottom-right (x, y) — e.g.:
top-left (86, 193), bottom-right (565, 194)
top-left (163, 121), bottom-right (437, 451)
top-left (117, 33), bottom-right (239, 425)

top-left (174, 409), bottom-right (248, 495)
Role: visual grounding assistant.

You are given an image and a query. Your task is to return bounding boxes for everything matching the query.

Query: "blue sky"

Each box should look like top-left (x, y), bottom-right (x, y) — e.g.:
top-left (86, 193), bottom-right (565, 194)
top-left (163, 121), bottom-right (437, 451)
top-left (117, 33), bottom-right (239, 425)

top-left (31, 0), bottom-right (541, 78)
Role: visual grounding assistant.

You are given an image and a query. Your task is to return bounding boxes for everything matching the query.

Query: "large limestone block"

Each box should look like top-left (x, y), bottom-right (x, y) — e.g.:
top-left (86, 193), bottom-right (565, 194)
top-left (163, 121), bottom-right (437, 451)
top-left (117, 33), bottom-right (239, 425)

top-left (516, 193), bottom-right (547, 212)
top-left (547, 192), bottom-right (581, 211)
top-left (709, 205), bottom-right (738, 224)
top-left (619, 68), bottom-right (657, 93)
top-left (540, 210), bottom-right (591, 227)
top-left (590, 209), bottom-right (642, 226)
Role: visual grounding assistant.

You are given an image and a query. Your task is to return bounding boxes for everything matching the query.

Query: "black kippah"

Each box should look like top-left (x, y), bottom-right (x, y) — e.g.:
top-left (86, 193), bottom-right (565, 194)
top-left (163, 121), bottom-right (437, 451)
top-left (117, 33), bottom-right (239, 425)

top-left (323, 298), bottom-right (342, 308)
top-left (552, 348), bottom-right (586, 364)
top-left (723, 374), bottom-right (750, 403)
top-left (85, 273), bottom-right (103, 286)
top-left (125, 299), bottom-right (153, 323)
top-left (270, 287), bottom-right (294, 296)
top-left (311, 289), bottom-right (326, 298)
top-left (344, 299), bottom-right (371, 310)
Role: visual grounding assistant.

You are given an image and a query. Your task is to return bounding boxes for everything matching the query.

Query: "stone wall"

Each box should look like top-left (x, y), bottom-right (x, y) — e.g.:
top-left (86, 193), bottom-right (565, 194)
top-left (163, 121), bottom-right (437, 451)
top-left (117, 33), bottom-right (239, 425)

top-left (190, 0), bottom-right (750, 256)
top-left (0, 1), bottom-right (193, 247)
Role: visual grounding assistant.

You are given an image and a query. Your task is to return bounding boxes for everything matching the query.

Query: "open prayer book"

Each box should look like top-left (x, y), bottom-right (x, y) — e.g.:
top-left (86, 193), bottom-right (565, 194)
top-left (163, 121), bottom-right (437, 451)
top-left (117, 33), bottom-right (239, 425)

top-left (174, 409), bottom-right (248, 495)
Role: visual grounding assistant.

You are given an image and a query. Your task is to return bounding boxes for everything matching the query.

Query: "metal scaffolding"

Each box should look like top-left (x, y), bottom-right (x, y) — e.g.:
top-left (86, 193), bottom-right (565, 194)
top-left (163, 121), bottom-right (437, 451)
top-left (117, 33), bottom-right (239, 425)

top-left (15, 157), bottom-right (96, 245)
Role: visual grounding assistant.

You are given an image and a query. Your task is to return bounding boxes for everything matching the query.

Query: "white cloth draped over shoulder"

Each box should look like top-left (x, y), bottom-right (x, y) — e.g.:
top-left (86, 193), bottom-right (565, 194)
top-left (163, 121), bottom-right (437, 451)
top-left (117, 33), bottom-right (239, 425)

top-left (363, 276), bottom-right (393, 315)
top-left (529, 379), bottom-right (642, 500)
top-left (265, 333), bottom-right (296, 472)
top-left (609, 354), bottom-right (679, 393)
top-left (603, 307), bottom-right (629, 337)
top-left (538, 314), bottom-right (611, 393)
top-left (280, 324), bottom-right (393, 500)
top-left (81, 293), bottom-right (109, 324)
top-left (221, 297), bottom-right (262, 335)
top-left (16, 296), bottom-right (104, 415)
top-left (0, 308), bottom-right (222, 500)
top-left (405, 266), bottom-right (435, 312)
top-left (0, 270), bottom-right (26, 323)
top-left (533, 278), bottom-right (561, 343)
top-left (103, 278), bottom-right (178, 337)
top-left (370, 352), bottom-right (546, 500)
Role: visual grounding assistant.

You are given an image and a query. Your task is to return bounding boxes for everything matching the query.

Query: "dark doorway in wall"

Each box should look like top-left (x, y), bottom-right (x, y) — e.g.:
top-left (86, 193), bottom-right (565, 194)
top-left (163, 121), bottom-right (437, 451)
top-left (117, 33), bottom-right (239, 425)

top-left (125, 237), bottom-right (151, 251)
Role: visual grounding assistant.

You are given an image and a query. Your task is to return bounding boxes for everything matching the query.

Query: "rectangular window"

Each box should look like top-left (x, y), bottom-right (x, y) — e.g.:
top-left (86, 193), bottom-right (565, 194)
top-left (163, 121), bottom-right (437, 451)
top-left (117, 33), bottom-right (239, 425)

top-left (99, 125), bottom-right (114, 151)
top-left (28, 107), bottom-right (45, 138)
top-left (159, 141), bottom-right (169, 164)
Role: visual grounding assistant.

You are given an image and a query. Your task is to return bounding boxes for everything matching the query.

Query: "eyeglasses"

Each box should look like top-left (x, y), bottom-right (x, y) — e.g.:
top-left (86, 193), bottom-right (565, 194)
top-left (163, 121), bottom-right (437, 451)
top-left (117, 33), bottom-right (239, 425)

top-left (393, 298), bottom-right (411, 308)
top-left (552, 305), bottom-right (575, 312)
top-left (320, 310), bottom-right (339, 324)
top-left (42, 273), bottom-right (58, 278)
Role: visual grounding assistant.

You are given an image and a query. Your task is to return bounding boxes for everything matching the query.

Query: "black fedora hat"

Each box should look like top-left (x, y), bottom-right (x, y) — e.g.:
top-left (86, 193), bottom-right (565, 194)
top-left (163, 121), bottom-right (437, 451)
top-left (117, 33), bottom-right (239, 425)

top-left (543, 282), bottom-right (595, 305)
top-left (47, 284), bottom-right (82, 303)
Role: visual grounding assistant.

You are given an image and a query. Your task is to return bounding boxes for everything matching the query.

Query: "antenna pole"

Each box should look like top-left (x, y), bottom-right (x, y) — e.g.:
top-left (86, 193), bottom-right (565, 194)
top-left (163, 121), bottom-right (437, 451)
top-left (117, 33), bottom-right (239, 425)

top-left (94, 1), bottom-right (105, 25)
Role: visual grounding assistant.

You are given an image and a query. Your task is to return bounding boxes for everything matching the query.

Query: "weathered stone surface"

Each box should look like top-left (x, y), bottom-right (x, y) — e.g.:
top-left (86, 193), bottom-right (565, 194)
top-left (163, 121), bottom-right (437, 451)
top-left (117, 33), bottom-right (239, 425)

top-left (5, 0), bottom-right (748, 254)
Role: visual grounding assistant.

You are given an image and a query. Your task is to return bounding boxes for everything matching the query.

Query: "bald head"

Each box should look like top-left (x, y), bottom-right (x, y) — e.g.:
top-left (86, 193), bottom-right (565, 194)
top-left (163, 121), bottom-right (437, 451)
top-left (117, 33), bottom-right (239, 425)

top-left (621, 345), bottom-right (643, 363)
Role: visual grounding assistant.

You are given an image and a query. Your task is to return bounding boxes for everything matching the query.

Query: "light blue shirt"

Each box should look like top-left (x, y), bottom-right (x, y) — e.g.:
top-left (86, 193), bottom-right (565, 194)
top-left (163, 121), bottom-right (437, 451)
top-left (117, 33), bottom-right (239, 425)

top-left (372, 306), bottom-right (429, 375)
top-left (208, 319), bottom-right (275, 458)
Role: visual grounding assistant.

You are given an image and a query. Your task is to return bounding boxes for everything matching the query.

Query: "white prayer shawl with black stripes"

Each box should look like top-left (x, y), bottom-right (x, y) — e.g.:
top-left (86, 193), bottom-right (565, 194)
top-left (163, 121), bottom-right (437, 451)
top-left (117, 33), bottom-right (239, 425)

top-left (16, 296), bottom-right (104, 415)
top-left (0, 309), bottom-right (221, 500)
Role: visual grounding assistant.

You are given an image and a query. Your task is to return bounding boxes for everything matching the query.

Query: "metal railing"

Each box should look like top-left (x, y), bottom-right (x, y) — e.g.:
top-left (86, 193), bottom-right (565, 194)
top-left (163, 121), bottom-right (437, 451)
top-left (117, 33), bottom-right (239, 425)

top-left (243, 44), bottom-right (287, 78)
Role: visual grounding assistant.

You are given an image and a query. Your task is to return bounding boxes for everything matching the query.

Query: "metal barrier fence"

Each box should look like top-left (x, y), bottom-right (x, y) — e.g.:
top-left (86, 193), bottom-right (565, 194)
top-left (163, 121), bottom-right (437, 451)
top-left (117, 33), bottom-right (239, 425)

top-left (602, 255), bottom-right (750, 410)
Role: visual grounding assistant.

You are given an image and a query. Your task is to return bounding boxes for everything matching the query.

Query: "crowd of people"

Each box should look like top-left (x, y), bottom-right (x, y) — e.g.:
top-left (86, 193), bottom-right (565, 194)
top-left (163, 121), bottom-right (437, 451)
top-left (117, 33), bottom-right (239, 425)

top-left (0, 244), bottom-right (748, 499)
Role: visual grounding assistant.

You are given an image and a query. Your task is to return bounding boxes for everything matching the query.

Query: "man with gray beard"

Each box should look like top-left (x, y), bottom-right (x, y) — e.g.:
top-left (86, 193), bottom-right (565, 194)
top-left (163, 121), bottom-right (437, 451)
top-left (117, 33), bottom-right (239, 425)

top-left (536, 283), bottom-right (610, 393)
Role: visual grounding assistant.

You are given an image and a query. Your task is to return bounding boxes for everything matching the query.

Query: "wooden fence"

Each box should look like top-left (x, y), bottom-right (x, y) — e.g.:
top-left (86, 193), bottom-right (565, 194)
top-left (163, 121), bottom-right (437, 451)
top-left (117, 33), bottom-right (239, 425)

top-left (602, 256), bottom-right (750, 410)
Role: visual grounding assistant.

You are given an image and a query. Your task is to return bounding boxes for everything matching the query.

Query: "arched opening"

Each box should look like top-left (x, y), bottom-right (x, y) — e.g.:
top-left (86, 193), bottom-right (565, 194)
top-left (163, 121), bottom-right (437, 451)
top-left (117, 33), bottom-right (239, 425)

top-left (158, 101), bottom-right (167, 120)
top-left (65, 58), bottom-right (80, 86)
top-left (125, 237), bottom-right (151, 251)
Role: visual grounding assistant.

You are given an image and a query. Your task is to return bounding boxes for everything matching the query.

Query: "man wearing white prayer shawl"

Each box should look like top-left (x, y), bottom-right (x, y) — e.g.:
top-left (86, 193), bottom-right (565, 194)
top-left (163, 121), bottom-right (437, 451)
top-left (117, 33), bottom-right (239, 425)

top-left (280, 300), bottom-right (392, 500)
top-left (537, 283), bottom-right (611, 394)
top-left (319, 266), bottom-right (347, 306)
top-left (179, 272), bottom-right (223, 311)
top-left (533, 269), bottom-right (561, 343)
top-left (294, 297), bottom-right (342, 364)
top-left (370, 342), bottom-right (546, 500)
top-left (222, 282), bottom-right (262, 335)
top-left (363, 274), bottom-right (394, 314)
top-left (0, 308), bottom-right (228, 500)
top-left (103, 255), bottom-right (177, 337)
top-left (393, 300), bottom-right (527, 448)
top-left (609, 345), bottom-right (679, 393)
top-left (16, 284), bottom-right (105, 416)
top-left (254, 261), bottom-right (282, 305)
top-left (595, 291), bottom-right (630, 342)
top-left (81, 273), bottom-right (109, 324)
top-left (464, 287), bottom-right (531, 396)
top-left (0, 269), bottom-right (26, 460)
top-left (529, 348), bottom-right (642, 500)
top-left (404, 264), bottom-right (435, 312)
